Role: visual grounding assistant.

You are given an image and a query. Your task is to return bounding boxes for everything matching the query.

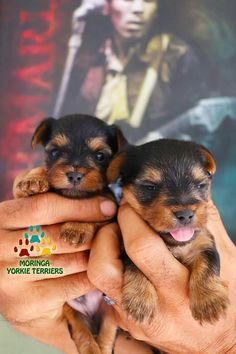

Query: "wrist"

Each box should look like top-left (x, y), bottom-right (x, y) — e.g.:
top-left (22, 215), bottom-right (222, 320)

top-left (13, 317), bottom-right (78, 354)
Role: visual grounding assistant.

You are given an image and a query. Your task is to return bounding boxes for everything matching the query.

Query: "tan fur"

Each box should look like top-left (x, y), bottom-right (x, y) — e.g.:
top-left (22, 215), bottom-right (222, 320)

top-left (46, 163), bottom-right (72, 189)
top-left (200, 147), bottom-right (216, 175)
top-left (13, 167), bottom-right (49, 198)
top-left (97, 305), bottom-right (117, 354)
top-left (191, 165), bottom-right (206, 180)
top-left (60, 221), bottom-right (107, 245)
top-left (87, 137), bottom-right (112, 155)
top-left (31, 122), bottom-right (48, 149)
top-left (122, 263), bottom-right (157, 324)
top-left (63, 303), bottom-right (102, 354)
top-left (81, 169), bottom-right (105, 192)
top-left (138, 167), bottom-right (162, 184)
top-left (170, 230), bottom-right (229, 324)
top-left (49, 133), bottom-right (69, 148)
top-left (107, 152), bottom-right (126, 183)
top-left (46, 163), bottom-right (105, 192)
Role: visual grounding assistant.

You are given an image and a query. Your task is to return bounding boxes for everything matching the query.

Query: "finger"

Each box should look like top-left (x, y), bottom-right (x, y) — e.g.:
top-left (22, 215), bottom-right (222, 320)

top-left (207, 199), bottom-right (235, 249)
top-left (40, 272), bottom-right (95, 304)
top-left (0, 223), bottom-right (92, 261)
top-left (88, 223), bottom-right (123, 305)
top-left (118, 205), bottom-right (189, 297)
top-left (2, 251), bottom-right (89, 281)
top-left (0, 193), bottom-right (117, 229)
top-left (5, 272), bottom-right (95, 323)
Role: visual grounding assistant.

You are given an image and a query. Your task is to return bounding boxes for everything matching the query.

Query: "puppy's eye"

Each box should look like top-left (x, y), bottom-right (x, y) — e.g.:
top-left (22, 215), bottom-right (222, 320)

top-left (144, 184), bottom-right (157, 191)
top-left (50, 148), bottom-right (60, 159)
top-left (140, 182), bottom-right (158, 191)
top-left (198, 182), bottom-right (207, 189)
top-left (95, 151), bottom-right (106, 162)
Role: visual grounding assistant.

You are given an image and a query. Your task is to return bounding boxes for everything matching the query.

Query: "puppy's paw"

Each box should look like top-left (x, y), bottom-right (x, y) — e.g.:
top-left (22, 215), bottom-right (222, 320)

top-left (60, 222), bottom-right (97, 245)
top-left (122, 265), bottom-right (157, 324)
top-left (15, 176), bottom-right (49, 198)
top-left (190, 276), bottom-right (229, 324)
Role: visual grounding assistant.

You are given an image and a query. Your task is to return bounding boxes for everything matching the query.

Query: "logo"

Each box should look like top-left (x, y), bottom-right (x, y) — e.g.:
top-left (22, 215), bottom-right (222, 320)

top-left (14, 225), bottom-right (56, 257)
top-left (8, 225), bottom-right (63, 276)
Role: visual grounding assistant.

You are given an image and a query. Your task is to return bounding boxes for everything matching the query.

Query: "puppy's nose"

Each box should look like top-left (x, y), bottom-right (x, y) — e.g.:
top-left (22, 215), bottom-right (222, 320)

top-left (174, 210), bottom-right (194, 225)
top-left (67, 172), bottom-right (83, 185)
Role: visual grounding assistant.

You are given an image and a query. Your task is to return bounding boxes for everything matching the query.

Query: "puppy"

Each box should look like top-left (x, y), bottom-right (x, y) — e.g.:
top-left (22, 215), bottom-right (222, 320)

top-left (13, 113), bottom-right (127, 354)
top-left (108, 138), bottom-right (229, 325)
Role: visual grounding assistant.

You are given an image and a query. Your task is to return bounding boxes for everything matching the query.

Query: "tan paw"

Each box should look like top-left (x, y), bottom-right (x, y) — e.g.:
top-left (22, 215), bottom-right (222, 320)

top-left (122, 266), bottom-right (157, 324)
top-left (190, 277), bottom-right (229, 324)
top-left (15, 176), bottom-right (49, 197)
top-left (60, 222), bottom-right (96, 245)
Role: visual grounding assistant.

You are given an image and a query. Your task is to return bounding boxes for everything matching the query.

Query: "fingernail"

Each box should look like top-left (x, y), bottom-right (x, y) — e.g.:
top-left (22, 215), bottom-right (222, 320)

top-left (100, 200), bottom-right (117, 216)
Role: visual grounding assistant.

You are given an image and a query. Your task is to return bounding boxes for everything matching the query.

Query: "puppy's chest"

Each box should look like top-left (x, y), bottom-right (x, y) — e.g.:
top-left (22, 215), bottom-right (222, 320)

top-left (167, 242), bottom-right (194, 263)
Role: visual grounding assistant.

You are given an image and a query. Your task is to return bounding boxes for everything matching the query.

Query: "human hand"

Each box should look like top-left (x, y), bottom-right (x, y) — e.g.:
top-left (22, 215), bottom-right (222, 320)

top-left (88, 203), bottom-right (236, 354)
top-left (0, 189), bottom-right (116, 354)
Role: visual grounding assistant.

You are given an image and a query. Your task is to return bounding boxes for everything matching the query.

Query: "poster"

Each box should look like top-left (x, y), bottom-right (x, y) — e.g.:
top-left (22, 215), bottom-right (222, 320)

top-left (0, 1), bottom-right (236, 353)
top-left (1, 0), bottom-right (235, 239)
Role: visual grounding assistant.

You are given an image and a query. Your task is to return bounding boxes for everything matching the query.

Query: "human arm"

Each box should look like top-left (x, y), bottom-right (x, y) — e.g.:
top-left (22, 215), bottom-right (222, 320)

top-left (88, 202), bottom-right (236, 354)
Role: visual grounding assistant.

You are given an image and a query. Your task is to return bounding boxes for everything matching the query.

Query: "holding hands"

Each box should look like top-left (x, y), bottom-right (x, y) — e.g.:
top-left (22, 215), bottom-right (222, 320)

top-left (0, 186), bottom-right (116, 354)
top-left (88, 203), bottom-right (236, 354)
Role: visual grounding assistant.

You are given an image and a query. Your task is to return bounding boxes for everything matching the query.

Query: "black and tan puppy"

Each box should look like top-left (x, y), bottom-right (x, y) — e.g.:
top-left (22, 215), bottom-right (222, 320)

top-left (13, 114), bottom-right (127, 354)
top-left (14, 114), bottom-right (127, 244)
top-left (108, 138), bottom-right (229, 325)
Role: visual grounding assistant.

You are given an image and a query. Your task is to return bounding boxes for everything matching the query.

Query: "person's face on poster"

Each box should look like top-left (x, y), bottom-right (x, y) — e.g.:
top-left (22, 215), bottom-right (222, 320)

top-left (108, 0), bottom-right (158, 40)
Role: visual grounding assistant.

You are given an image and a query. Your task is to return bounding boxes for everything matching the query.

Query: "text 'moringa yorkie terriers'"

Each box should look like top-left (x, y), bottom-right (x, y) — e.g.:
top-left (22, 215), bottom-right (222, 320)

top-left (107, 138), bottom-right (229, 326)
top-left (14, 114), bottom-right (128, 354)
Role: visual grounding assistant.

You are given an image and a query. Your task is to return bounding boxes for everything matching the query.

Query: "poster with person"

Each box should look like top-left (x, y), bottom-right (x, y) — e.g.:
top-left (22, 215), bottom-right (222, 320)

top-left (0, 0), bottom-right (235, 240)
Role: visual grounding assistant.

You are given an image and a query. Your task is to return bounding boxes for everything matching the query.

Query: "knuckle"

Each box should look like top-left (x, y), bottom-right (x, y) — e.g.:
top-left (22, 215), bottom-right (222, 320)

top-left (125, 236), bottom-right (146, 258)
top-left (74, 252), bottom-right (88, 269)
top-left (88, 263), bottom-right (121, 293)
top-left (76, 198), bottom-right (100, 220)
top-left (143, 320), bottom-right (163, 340)
top-left (0, 199), bottom-right (24, 225)
top-left (64, 274), bottom-right (91, 300)
top-left (30, 193), bottom-right (54, 222)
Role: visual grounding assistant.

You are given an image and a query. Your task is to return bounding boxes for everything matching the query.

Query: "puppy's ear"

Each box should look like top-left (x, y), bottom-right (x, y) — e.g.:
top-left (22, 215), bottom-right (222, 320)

top-left (107, 151), bottom-right (126, 183)
top-left (107, 125), bottom-right (129, 183)
top-left (31, 117), bottom-right (55, 150)
top-left (108, 124), bottom-right (129, 155)
top-left (200, 146), bottom-right (216, 176)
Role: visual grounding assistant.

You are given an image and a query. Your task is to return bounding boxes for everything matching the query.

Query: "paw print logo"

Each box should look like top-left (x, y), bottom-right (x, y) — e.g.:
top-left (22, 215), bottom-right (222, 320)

top-left (14, 239), bottom-right (34, 257)
top-left (14, 225), bottom-right (56, 257)
top-left (35, 235), bottom-right (56, 256)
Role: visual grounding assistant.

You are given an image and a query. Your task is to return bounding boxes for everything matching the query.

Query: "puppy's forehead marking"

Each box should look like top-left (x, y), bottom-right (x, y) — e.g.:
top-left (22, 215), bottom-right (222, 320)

top-left (51, 133), bottom-right (69, 147)
top-left (87, 137), bottom-right (112, 155)
top-left (192, 165), bottom-right (206, 180)
top-left (138, 167), bottom-right (162, 183)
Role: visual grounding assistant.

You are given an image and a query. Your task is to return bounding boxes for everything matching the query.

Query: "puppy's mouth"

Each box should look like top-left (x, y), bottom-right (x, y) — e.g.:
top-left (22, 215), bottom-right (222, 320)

top-left (159, 228), bottom-right (198, 243)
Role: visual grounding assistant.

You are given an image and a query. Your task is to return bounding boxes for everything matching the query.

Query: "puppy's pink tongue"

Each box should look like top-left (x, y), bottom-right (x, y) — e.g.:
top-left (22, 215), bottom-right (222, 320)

top-left (170, 228), bottom-right (195, 242)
